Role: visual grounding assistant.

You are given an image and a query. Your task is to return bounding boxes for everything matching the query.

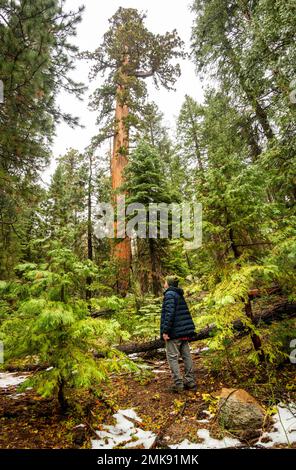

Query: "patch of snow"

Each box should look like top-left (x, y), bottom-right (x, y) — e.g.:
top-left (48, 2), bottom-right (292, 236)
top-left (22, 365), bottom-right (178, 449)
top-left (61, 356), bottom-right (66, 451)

top-left (92, 403), bottom-right (296, 450)
top-left (257, 403), bottom-right (296, 448)
top-left (197, 409), bottom-right (213, 423)
top-left (91, 409), bottom-right (156, 449)
top-left (138, 364), bottom-right (153, 370)
top-left (192, 347), bottom-right (210, 354)
top-left (118, 408), bottom-right (142, 421)
top-left (170, 429), bottom-right (241, 449)
top-left (128, 353), bottom-right (139, 360)
top-left (170, 403), bottom-right (296, 449)
top-left (10, 392), bottom-right (26, 399)
top-left (0, 372), bottom-right (28, 388)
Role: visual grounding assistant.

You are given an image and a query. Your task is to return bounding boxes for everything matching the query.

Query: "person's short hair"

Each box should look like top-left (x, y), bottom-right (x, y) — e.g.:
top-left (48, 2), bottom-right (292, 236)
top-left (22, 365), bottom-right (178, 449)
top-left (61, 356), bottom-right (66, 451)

top-left (166, 275), bottom-right (179, 287)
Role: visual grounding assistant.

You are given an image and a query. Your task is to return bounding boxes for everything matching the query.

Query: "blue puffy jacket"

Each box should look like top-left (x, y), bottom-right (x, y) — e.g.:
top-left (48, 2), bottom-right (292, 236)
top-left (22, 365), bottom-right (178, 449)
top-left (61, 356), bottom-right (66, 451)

top-left (160, 287), bottom-right (196, 340)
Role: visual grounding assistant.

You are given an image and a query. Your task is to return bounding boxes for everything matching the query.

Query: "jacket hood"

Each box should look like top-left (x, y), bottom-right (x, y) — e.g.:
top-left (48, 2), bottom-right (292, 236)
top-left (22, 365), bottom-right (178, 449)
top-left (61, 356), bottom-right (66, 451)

top-left (164, 286), bottom-right (184, 296)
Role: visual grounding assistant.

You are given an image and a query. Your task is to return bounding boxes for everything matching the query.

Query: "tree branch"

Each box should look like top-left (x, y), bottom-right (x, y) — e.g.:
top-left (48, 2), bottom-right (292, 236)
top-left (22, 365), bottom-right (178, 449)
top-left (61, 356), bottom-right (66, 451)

top-left (134, 69), bottom-right (154, 78)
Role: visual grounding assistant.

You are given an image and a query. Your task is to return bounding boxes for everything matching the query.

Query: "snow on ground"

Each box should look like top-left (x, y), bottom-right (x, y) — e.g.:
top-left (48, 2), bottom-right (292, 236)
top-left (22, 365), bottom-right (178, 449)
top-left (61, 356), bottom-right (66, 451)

top-left (127, 354), bottom-right (139, 360)
top-left (92, 403), bottom-right (296, 449)
top-left (91, 409), bottom-right (156, 449)
top-left (2, 370), bottom-right (295, 449)
top-left (197, 410), bottom-right (213, 423)
top-left (10, 392), bottom-right (26, 399)
top-left (0, 372), bottom-right (28, 389)
top-left (172, 403), bottom-right (296, 449)
top-left (138, 364), bottom-right (153, 370)
top-left (170, 429), bottom-right (241, 449)
top-left (91, 407), bottom-right (241, 450)
top-left (258, 403), bottom-right (296, 447)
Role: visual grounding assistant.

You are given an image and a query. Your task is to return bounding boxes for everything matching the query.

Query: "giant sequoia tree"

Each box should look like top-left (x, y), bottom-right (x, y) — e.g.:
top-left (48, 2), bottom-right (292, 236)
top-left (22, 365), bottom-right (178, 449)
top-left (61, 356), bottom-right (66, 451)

top-left (85, 7), bottom-right (185, 292)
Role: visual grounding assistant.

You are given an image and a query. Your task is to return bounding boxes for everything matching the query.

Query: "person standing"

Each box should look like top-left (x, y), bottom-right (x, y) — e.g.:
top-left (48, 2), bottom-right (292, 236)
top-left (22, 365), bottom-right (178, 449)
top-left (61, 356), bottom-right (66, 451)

top-left (160, 275), bottom-right (197, 393)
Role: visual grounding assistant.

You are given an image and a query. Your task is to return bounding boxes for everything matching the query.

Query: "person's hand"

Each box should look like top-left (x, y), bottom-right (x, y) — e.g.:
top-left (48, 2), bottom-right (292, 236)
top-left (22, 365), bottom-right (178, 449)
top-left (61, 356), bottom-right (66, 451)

top-left (163, 333), bottom-right (170, 341)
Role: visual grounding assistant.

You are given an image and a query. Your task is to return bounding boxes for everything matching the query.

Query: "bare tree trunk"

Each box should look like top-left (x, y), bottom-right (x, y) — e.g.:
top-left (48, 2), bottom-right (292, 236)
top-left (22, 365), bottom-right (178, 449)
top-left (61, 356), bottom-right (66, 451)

top-left (58, 378), bottom-right (68, 413)
top-left (245, 297), bottom-right (265, 361)
top-left (111, 58), bottom-right (131, 294)
top-left (185, 95), bottom-right (205, 175)
top-left (86, 154), bottom-right (93, 302)
top-left (148, 238), bottom-right (162, 296)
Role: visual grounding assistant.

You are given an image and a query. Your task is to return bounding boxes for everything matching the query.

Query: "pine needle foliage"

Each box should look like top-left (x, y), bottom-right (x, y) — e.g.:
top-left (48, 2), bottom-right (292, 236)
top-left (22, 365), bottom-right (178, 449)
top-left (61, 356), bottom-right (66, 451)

top-left (0, 242), bottom-right (136, 410)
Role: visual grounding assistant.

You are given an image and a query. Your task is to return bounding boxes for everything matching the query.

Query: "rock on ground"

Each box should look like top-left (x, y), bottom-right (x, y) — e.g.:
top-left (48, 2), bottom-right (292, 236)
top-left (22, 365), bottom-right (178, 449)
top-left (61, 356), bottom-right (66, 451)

top-left (217, 388), bottom-right (265, 439)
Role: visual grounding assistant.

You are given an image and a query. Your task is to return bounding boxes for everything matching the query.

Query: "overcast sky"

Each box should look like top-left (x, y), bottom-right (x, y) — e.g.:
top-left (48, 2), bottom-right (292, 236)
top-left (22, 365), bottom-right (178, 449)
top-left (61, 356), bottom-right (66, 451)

top-left (47, 0), bottom-right (203, 181)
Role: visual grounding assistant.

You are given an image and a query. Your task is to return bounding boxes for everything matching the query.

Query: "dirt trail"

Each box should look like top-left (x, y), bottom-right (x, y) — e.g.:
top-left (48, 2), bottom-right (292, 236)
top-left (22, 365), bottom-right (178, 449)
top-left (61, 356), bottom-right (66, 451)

top-left (0, 349), bottom-right (295, 449)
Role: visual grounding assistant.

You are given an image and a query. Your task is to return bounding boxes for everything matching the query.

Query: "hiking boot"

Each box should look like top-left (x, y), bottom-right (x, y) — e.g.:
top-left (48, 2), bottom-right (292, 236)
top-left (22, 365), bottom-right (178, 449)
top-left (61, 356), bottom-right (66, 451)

top-left (168, 384), bottom-right (184, 393)
top-left (184, 383), bottom-right (197, 391)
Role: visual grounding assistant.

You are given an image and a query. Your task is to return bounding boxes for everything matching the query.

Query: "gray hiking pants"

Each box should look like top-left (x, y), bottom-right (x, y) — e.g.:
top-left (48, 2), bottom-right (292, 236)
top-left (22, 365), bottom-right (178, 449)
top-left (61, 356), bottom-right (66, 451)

top-left (165, 339), bottom-right (195, 387)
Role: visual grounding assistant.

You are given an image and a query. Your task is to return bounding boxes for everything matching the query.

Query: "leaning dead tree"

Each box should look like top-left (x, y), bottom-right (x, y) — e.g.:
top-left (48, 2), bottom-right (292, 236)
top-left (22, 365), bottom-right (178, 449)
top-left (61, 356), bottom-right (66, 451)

top-left (116, 301), bottom-right (296, 354)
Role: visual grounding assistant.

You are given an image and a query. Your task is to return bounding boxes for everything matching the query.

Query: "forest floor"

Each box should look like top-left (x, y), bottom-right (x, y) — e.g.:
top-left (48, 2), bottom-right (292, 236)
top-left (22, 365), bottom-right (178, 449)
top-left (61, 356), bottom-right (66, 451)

top-left (1, 343), bottom-right (296, 449)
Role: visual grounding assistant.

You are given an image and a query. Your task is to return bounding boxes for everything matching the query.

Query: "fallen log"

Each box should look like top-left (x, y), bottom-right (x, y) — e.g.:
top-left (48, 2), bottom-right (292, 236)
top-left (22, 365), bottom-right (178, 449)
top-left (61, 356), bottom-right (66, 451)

top-left (91, 309), bottom-right (114, 318)
top-left (116, 301), bottom-right (296, 354)
top-left (247, 285), bottom-right (281, 300)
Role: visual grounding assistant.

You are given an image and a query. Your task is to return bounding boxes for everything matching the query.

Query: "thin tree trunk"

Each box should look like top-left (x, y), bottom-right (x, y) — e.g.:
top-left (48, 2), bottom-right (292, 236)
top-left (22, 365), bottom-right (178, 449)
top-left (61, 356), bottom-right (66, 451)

top-left (185, 251), bottom-right (193, 270)
top-left (58, 378), bottom-right (68, 413)
top-left (61, 283), bottom-right (65, 303)
top-left (185, 95), bottom-right (205, 175)
top-left (245, 297), bottom-right (265, 361)
top-left (148, 238), bottom-right (162, 295)
top-left (240, 118), bottom-right (261, 162)
top-left (228, 226), bottom-right (240, 260)
top-left (86, 154), bottom-right (93, 302)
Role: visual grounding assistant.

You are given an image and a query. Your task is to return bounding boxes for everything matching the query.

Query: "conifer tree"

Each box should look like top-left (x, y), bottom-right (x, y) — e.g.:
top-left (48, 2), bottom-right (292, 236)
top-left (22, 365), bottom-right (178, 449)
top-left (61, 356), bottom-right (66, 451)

top-left (191, 0), bottom-right (296, 204)
top-left (0, 242), bottom-right (134, 411)
top-left (0, 0), bottom-right (85, 277)
top-left (177, 95), bottom-right (205, 178)
top-left (177, 90), bottom-right (273, 359)
top-left (45, 149), bottom-right (87, 251)
top-left (123, 140), bottom-right (174, 295)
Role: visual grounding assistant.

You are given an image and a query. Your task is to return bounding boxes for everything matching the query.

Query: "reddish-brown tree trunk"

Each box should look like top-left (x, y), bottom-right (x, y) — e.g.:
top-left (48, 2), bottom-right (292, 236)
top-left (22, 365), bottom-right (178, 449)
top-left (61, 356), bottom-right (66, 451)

top-left (111, 74), bottom-right (131, 293)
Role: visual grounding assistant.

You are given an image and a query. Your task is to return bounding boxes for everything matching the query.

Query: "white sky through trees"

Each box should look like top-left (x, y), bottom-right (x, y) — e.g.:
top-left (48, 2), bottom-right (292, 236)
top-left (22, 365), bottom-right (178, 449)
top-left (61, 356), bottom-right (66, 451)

top-left (48, 0), bottom-right (203, 181)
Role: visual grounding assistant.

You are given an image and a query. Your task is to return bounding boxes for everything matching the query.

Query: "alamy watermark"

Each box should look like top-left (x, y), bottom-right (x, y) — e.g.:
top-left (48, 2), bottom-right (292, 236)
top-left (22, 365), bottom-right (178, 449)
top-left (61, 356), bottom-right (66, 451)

top-left (94, 196), bottom-right (202, 250)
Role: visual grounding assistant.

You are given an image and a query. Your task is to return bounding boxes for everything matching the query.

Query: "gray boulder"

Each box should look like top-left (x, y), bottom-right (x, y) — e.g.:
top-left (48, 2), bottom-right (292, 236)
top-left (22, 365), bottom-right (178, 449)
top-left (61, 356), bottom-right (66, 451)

top-left (218, 388), bottom-right (265, 438)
